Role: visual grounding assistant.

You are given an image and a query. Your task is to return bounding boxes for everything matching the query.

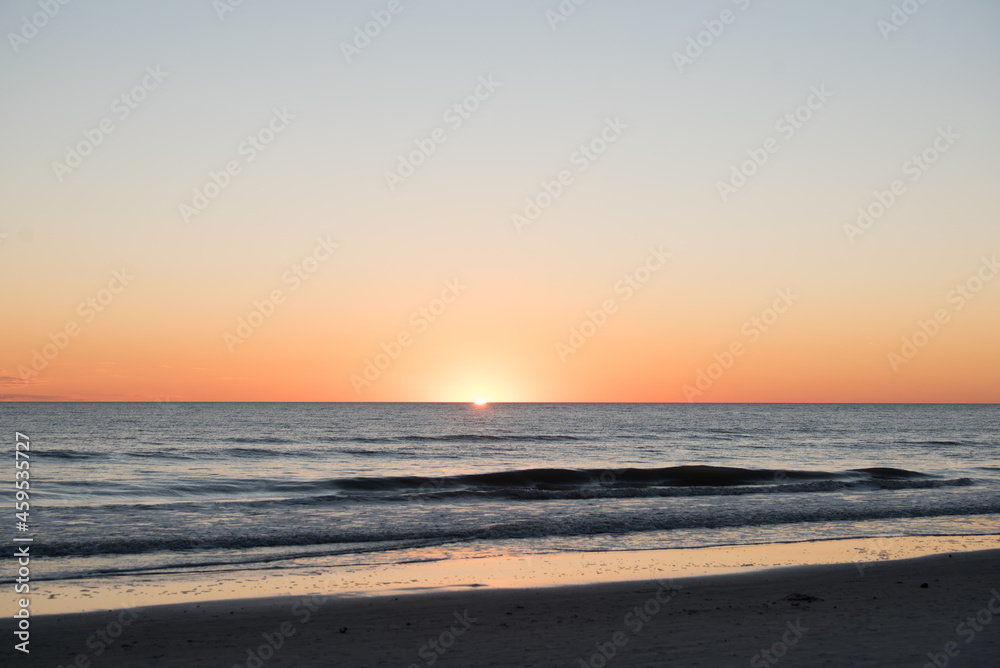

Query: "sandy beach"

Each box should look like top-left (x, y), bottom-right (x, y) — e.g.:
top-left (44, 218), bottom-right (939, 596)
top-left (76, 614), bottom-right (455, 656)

top-left (23, 543), bottom-right (1000, 667)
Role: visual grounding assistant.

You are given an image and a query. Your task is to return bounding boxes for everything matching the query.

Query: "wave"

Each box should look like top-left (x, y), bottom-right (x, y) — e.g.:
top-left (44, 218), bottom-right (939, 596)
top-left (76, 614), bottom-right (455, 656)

top-left (29, 501), bottom-right (1000, 560)
top-left (25, 538), bottom-right (460, 582)
top-left (46, 449), bottom-right (100, 460)
top-left (221, 436), bottom-right (297, 445)
top-left (330, 465), bottom-right (933, 492)
top-left (43, 446), bottom-right (326, 461)
top-left (38, 465), bottom-right (962, 505)
top-left (352, 477), bottom-right (973, 503)
top-left (46, 448), bottom-right (195, 461)
top-left (348, 434), bottom-right (585, 443)
top-left (43, 435), bottom-right (591, 460)
top-left (225, 446), bottom-right (328, 458)
top-left (851, 467), bottom-right (932, 479)
top-left (899, 439), bottom-right (971, 446)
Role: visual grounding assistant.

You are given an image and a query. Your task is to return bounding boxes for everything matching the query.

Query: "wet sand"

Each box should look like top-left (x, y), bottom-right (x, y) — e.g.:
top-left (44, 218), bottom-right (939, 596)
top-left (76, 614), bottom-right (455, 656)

top-left (21, 541), bottom-right (1000, 667)
top-left (31, 534), bottom-right (1000, 615)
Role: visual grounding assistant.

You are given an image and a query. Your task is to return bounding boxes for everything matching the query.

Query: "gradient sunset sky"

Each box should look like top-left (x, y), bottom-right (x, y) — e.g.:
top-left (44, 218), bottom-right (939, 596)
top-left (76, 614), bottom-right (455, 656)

top-left (2, 0), bottom-right (998, 402)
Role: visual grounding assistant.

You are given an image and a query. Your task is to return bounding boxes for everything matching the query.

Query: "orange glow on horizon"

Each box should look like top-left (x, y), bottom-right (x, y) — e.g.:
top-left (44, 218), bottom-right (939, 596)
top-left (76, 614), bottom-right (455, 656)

top-left (1, 2), bottom-right (998, 405)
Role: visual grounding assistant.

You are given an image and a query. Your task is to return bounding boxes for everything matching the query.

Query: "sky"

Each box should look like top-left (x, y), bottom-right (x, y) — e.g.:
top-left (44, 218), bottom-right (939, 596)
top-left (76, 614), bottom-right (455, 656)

top-left (1, 0), bottom-right (998, 402)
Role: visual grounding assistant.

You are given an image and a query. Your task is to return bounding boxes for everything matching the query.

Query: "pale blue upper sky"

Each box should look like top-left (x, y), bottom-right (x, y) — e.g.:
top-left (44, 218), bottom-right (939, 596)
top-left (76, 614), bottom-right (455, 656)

top-left (1, 0), bottom-right (998, 401)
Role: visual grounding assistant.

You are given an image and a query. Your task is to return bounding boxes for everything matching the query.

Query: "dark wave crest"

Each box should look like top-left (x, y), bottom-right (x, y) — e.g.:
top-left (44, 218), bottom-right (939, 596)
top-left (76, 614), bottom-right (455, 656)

top-left (334, 464), bottom-right (933, 493)
top-left (41, 464), bottom-right (954, 504)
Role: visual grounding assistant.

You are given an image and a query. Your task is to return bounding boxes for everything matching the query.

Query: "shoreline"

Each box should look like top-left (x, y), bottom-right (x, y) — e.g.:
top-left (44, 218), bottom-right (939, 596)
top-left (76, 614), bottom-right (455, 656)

top-left (23, 544), bottom-right (1000, 667)
top-left (30, 534), bottom-right (1000, 616)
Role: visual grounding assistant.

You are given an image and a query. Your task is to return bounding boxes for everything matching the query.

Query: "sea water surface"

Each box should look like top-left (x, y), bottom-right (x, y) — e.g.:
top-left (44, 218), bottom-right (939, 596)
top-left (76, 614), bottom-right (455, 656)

top-left (2, 403), bottom-right (998, 585)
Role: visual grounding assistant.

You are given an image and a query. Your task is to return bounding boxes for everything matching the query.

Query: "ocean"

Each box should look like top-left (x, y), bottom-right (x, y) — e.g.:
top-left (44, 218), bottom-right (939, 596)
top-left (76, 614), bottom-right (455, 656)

top-left (3, 403), bottom-right (998, 588)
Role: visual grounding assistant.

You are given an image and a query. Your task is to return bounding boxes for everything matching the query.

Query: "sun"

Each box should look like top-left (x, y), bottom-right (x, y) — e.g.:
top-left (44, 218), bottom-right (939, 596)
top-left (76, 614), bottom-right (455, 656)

top-left (473, 399), bottom-right (488, 407)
